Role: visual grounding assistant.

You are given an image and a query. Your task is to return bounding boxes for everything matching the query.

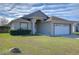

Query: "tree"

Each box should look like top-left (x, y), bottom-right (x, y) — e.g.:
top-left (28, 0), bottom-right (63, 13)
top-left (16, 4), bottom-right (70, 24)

top-left (0, 17), bottom-right (8, 26)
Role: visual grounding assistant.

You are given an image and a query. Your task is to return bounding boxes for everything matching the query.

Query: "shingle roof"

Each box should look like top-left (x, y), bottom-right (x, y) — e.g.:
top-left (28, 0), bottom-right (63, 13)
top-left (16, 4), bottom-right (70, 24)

top-left (9, 10), bottom-right (77, 24)
top-left (50, 16), bottom-right (71, 22)
top-left (48, 16), bottom-right (76, 24)
top-left (22, 10), bottom-right (49, 20)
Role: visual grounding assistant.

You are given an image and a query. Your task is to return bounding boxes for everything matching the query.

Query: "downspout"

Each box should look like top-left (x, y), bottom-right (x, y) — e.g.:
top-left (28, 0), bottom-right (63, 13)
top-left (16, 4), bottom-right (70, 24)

top-left (53, 23), bottom-right (55, 36)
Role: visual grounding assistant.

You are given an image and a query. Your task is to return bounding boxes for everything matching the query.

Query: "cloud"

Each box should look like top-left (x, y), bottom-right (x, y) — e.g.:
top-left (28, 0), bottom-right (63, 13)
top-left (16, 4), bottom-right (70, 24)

top-left (0, 3), bottom-right (79, 21)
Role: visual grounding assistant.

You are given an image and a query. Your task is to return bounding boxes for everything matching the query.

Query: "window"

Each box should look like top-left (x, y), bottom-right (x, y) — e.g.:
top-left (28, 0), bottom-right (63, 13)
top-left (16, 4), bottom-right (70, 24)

top-left (20, 23), bottom-right (28, 30)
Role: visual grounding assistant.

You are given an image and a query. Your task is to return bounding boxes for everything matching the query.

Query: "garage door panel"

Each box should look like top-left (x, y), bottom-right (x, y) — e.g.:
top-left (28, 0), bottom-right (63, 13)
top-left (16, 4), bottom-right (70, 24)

top-left (55, 24), bottom-right (70, 35)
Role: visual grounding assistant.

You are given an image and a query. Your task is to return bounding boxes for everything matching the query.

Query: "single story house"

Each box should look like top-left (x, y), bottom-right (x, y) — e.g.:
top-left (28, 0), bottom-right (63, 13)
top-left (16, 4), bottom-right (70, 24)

top-left (75, 23), bottom-right (79, 32)
top-left (9, 10), bottom-right (76, 36)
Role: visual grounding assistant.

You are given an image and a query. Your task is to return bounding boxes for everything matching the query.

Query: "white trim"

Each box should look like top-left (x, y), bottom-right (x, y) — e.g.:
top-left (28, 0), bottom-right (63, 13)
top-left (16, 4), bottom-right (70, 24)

top-left (31, 19), bottom-right (36, 34)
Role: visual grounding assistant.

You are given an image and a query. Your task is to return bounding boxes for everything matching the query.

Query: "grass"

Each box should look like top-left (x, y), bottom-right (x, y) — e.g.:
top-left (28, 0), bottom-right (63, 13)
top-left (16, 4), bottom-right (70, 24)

top-left (73, 32), bottom-right (79, 35)
top-left (0, 33), bottom-right (79, 55)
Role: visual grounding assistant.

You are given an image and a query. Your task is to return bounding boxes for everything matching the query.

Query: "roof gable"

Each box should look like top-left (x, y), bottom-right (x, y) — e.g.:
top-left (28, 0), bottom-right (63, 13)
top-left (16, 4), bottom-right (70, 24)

top-left (22, 10), bottom-right (49, 19)
top-left (48, 16), bottom-right (75, 24)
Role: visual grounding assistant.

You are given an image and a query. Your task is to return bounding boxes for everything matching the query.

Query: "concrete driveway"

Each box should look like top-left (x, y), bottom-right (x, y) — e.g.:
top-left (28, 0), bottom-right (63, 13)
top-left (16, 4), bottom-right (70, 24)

top-left (62, 34), bottom-right (79, 39)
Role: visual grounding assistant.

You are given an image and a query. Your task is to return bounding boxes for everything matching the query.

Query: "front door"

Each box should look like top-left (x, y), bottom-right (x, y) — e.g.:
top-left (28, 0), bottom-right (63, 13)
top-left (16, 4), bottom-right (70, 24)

top-left (35, 20), bottom-right (41, 34)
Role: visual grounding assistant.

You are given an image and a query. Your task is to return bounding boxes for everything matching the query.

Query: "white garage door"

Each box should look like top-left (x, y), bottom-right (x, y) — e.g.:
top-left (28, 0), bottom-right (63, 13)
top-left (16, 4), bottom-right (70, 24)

top-left (55, 24), bottom-right (70, 35)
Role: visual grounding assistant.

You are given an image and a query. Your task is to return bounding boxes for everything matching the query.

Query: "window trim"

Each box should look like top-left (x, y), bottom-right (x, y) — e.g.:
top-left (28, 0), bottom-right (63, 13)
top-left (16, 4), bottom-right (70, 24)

top-left (20, 22), bottom-right (28, 30)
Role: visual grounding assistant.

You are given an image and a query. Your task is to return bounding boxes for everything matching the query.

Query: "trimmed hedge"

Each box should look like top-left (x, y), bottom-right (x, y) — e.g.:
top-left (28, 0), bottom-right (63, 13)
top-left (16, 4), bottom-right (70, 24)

top-left (10, 30), bottom-right (31, 35)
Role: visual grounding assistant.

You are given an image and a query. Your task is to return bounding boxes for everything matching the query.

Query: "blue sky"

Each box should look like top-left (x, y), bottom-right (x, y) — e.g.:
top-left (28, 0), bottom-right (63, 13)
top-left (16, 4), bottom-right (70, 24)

top-left (0, 3), bottom-right (79, 21)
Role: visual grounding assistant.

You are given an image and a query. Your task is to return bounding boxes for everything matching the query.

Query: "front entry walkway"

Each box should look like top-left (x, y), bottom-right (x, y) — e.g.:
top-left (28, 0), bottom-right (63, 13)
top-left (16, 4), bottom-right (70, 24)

top-left (63, 34), bottom-right (79, 39)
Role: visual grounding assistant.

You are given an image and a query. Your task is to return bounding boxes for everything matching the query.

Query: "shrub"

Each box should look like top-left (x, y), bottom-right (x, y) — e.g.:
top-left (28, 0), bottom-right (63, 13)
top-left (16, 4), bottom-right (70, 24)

top-left (0, 26), bottom-right (10, 33)
top-left (10, 29), bottom-right (31, 35)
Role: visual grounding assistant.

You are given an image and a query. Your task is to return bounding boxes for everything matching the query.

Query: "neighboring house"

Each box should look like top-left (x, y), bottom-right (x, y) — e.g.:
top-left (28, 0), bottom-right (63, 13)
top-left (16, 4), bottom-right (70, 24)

top-left (75, 23), bottom-right (79, 32)
top-left (0, 17), bottom-right (9, 33)
top-left (9, 10), bottom-right (76, 36)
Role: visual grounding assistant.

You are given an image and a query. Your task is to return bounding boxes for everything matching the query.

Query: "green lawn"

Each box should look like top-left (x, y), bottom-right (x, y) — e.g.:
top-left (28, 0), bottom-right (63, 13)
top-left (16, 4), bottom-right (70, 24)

top-left (0, 33), bottom-right (79, 55)
top-left (73, 32), bottom-right (79, 35)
